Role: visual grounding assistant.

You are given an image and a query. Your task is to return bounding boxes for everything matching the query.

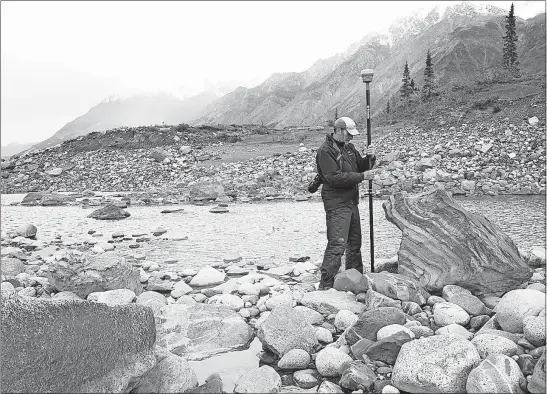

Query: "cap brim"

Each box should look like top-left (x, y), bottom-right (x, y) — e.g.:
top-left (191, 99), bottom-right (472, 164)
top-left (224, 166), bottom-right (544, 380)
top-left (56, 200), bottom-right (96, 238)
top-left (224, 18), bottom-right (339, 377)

top-left (347, 128), bottom-right (359, 136)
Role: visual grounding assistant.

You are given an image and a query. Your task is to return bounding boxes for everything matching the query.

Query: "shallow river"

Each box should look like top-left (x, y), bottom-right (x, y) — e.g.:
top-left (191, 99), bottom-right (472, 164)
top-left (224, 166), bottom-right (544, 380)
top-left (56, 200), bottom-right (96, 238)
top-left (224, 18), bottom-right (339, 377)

top-left (1, 194), bottom-right (545, 269)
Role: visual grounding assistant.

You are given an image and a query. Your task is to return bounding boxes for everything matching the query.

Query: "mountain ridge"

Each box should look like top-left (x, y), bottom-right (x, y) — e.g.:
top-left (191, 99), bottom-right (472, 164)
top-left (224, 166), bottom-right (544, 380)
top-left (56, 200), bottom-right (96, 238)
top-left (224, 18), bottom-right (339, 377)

top-left (25, 91), bottom-right (219, 153)
top-left (194, 8), bottom-right (545, 128)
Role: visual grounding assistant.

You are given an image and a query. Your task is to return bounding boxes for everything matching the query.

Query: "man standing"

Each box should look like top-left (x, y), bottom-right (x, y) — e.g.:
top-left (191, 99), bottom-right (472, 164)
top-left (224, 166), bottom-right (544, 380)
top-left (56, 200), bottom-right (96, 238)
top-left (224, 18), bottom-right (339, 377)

top-left (315, 116), bottom-right (377, 290)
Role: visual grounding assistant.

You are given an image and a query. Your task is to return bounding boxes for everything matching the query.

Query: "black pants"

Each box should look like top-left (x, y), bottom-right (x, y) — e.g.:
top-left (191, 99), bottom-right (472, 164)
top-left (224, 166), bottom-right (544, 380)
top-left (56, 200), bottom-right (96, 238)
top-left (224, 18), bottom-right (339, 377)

top-left (321, 203), bottom-right (363, 276)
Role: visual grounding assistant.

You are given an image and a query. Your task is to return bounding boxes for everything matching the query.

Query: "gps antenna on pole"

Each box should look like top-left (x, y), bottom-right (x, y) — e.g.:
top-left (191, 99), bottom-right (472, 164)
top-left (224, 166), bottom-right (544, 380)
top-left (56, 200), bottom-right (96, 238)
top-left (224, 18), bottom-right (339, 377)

top-left (361, 68), bottom-right (375, 272)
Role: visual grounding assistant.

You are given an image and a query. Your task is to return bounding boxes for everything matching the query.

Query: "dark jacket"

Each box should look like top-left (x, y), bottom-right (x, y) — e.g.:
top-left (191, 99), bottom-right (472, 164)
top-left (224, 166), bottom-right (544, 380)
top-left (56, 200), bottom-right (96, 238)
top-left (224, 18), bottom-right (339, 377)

top-left (316, 134), bottom-right (376, 210)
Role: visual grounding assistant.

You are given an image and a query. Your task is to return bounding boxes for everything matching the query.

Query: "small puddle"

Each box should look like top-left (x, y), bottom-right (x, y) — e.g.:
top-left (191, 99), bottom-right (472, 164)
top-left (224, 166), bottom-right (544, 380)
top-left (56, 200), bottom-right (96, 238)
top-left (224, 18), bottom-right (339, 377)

top-left (189, 337), bottom-right (263, 392)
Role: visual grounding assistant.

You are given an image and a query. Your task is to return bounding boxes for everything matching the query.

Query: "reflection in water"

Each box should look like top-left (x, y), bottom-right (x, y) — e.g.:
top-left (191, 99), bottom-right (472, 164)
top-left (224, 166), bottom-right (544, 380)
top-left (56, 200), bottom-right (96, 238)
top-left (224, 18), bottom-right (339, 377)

top-left (189, 337), bottom-right (262, 392)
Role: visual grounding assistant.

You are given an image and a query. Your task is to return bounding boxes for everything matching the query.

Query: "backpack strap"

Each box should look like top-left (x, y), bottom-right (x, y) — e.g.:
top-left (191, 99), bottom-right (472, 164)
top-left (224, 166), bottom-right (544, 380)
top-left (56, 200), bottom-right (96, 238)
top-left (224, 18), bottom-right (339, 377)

top-left (332, 141), bottom-right (344, 167)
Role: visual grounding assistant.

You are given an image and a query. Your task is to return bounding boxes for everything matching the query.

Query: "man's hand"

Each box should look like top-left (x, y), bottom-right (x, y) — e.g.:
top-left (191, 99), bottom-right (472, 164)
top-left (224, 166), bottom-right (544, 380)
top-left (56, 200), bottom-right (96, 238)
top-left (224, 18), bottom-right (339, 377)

top-left (362, 168), bottom-right (379, 181)
top-left (364, 143), bottom-right (376, 157)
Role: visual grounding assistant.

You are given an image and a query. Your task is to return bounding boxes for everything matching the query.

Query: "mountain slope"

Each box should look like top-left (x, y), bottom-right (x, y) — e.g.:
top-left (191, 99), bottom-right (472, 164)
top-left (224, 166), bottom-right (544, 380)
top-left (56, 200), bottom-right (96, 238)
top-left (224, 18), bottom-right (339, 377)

top-left (195, 7), bottom-right (545, 128)
top-left (1, 142), bottom-right (37, 158)
top-left (27, 91), bottom-right (218, 152)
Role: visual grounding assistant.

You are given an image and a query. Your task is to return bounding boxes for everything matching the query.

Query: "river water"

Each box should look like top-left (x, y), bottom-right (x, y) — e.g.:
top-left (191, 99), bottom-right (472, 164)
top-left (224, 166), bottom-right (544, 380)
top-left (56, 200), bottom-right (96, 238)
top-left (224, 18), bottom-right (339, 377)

top-left (1, 194), bottom-right (545, 269)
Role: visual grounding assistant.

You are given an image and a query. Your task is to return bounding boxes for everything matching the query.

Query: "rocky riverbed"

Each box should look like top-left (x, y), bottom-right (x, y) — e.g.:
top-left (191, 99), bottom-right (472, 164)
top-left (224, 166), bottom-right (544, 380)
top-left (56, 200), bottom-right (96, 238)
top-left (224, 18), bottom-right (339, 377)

top-left (1, 116), bottom-right (545, 199)
top-left (2, 213), bottom-right (546, 393)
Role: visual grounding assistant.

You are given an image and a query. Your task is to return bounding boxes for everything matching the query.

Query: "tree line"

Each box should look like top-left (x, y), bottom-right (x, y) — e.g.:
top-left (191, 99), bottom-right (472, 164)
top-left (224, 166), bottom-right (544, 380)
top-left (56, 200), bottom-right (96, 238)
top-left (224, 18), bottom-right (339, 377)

top-left (386, 2), bottom-right (520, 115)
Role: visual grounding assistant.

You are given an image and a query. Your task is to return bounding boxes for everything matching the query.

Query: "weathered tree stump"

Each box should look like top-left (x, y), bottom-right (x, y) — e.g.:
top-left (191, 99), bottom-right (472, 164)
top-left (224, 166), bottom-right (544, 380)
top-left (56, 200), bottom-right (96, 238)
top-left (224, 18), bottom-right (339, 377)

top-left (383, 188), bottom-right (532, 296)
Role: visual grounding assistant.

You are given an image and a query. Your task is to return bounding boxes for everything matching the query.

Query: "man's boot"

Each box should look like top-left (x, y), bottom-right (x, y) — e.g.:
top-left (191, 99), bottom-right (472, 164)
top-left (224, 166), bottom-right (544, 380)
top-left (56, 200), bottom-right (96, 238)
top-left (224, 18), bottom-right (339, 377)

top-left (318, 269), bottom-right (335, 290)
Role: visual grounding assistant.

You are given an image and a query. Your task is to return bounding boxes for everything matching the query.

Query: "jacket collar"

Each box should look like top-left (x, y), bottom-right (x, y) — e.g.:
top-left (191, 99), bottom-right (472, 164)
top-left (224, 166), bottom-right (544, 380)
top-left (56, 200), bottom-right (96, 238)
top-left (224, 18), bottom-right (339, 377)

top-left (326, 133), bottom-right (345, 149)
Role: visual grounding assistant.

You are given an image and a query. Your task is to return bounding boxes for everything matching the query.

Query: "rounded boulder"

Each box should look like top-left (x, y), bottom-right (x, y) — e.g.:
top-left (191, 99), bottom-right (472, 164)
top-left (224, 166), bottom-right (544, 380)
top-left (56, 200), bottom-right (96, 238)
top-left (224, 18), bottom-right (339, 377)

top-left (466, 353), bottom-right (526, 393)
top-left (392, 334), bottom-right (480, 393)
top-left (234, 365), bottom-right (281, 393)
top-left (315, 347), bottom-right (353, 377)
top-left (523, 315), bottom-right (546, 346)
top-left (471, 334), bottom-right (519, 359)
top-left (496, 289), bottom-right (545, 333)
top-left (277, 349), bottom-right (311, 370)
top-left (433, 302), bottom-right (470, 326)
top-left (16, 224), bottom-right (37, 238)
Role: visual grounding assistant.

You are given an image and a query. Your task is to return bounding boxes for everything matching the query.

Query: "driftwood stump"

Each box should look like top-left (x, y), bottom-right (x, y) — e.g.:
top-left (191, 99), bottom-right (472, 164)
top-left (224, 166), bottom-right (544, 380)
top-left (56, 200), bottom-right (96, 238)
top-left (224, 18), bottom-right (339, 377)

top-left (383, 188), bottom-right (532, 296)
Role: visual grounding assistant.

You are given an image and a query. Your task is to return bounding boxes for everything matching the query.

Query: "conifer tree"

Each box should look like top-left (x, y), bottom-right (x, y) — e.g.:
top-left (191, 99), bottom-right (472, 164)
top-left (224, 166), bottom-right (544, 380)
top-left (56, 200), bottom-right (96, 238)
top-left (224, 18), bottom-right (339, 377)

top-left (422, 49), bottom-right (436, 100)
top-left (334, 107), bottom-right (338, 120)
top-left (410, 79), bottom-right (415, 90)
top-left (400, 61), bottom-right (412, 100)
top-left (386, 100), bottom-right (390, 114)
top-left (502, 3), bottom-right (519, 74)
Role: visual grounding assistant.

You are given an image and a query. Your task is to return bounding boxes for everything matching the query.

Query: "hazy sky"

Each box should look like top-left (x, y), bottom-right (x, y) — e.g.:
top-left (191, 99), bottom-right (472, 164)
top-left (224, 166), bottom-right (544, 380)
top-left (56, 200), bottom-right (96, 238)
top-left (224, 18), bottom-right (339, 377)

top-left (1, 1), bottom-right (545, 145)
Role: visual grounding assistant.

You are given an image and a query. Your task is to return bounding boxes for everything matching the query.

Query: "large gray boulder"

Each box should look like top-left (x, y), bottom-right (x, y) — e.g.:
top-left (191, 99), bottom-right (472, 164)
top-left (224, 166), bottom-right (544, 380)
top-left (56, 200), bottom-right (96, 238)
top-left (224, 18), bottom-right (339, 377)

top-left (294, 305), bottom-right (324, 325)
top-left (495, 289), bottom-right (545, 333)
top-left (88, 204), bottom-right (130, 220)
top-left (315, 347), bottom-right (353, 378)
top-left (383, 189), bottom-right (532, 295)
top-left (257, 305), bottom-right (318, 357)
top-left (392, 334), bottom-right (481, 393)
top-left (366, 272), bottom-right (430, 305)
top-left (16, 224), bottom-right (37, 238)
top-left (47, 251), bottom-right (143, 298)
top-left (523, 315), bottom-right (546, 346)
top-left (1, 257), bottom-right (25, 276)
top-left (1, 295), bottom-right (156, 393)
top-left (470, 334), bottom-right (519, 359)
top-left (339, 361), bottom-right (376, 392)
top-left (21, 192), bottom-right (75, 206)
top-left (234, 365), bottom-right (281, 393)
top-left (300, 289), bottom-right (365, 315)
top-left (361, 331), bottom-right (413, 365)
top-left (528, 350), bottom-right (546, 394)
top-left (136, 291), bottom-right (168, 315)
top-left (21, 192), bottom-right (47, 205)
top-left (88, 289), bottom-right (136, 306)
top-left (133, 347), bottom-right (198, 393)
top-left (466, 353), bottom-right (526, 393)
top-left (345, 307), bottom-right (407, 345)
top-left (442, 285), bottom-right (492, 316)
top-left (333, 269), bottom-right (369, 294)
top-left (155, 303), bottom-right (254, 360)
top-left (189, 181), bottom-right (225, 201)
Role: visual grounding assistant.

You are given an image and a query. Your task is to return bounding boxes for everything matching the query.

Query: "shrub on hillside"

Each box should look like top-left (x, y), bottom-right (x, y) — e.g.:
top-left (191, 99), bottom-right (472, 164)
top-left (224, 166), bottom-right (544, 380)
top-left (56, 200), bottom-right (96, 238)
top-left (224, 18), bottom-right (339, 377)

top-left (472, 97), bottom-right (499, 110)
top-left (174, 124), bottom-right (190, 132)
top-left (217, 133), bottom-right (241, 143)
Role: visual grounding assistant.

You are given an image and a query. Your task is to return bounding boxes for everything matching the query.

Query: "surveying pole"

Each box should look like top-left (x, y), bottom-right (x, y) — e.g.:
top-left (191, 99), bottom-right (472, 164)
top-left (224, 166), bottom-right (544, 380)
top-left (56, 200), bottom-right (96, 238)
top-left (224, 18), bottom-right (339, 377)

top-left (361, 69), bottom-right (375, 272)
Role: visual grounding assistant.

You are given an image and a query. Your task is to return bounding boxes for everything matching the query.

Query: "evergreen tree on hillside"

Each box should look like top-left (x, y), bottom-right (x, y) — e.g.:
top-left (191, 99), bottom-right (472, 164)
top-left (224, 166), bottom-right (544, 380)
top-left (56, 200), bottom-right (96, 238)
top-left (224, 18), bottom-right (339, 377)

top-left (502, 3), bottom-right (519, 74)
top-left (386, 100), bottom-right (390, 114)
top-left (400, 61), bottom-right (412, 100)
top-left (422, 49), bottom-right (436, 100)
top-left (334, 107), bottom-right (338, 120)
top-left (410, 79), bottom-right (415, 90)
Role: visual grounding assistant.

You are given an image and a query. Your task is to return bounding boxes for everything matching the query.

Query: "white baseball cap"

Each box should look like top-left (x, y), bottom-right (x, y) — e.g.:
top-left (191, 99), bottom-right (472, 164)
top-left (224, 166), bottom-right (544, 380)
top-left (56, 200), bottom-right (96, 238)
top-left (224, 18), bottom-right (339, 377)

top-left (334, 117), bottom-right (359, 135)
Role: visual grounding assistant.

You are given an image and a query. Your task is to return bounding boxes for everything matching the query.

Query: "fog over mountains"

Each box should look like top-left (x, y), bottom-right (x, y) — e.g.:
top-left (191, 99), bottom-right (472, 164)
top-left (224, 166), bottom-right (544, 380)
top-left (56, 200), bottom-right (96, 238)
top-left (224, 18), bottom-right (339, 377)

top-left (3, 2), bottom-right (545, 157)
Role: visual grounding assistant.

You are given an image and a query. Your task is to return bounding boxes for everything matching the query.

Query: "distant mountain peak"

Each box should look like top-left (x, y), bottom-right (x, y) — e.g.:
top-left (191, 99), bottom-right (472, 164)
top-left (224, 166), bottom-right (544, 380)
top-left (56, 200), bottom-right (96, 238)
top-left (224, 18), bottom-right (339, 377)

top-left (442, 1), bottom-right (506, 20)
top-left (101, 93), bottom-right (130, 103)
top-left (388, 6), bottom-right (441, 44)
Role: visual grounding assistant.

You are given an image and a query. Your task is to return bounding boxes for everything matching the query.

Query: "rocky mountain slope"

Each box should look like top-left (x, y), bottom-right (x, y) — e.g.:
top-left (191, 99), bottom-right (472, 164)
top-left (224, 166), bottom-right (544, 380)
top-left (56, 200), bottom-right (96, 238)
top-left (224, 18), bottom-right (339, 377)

top-left (196, 6), bottom-right (545, 128)
top-left (26, 91), bottom-right (219, 153)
